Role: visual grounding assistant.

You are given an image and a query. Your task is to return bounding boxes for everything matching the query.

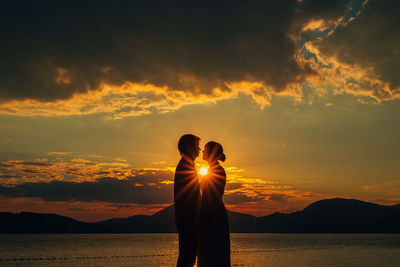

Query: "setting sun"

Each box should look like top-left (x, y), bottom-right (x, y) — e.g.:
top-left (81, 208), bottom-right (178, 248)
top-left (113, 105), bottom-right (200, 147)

top-left (199, 167), bottom-right (208, 175)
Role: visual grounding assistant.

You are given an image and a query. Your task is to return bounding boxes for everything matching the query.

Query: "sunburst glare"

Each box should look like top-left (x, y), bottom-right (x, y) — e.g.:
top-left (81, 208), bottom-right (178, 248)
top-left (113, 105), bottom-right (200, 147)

top-left (199, 167), bottom-right (208, 175)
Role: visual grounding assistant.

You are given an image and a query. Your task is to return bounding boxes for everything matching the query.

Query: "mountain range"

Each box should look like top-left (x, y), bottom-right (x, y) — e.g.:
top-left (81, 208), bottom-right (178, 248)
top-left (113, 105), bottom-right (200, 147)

top-left (1, 198), bottom-right (399, 234)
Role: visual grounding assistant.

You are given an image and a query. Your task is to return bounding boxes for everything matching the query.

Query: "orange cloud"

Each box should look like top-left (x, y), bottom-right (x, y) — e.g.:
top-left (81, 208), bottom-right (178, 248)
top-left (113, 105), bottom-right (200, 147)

top-left (0, 156), bottom-right (324, 218)
top-left (223, 172), bottom-right (320, 216)
top-left (0, 79), bottom-right (311, 118)
top-left (301, 42), bottom-right (396, 103)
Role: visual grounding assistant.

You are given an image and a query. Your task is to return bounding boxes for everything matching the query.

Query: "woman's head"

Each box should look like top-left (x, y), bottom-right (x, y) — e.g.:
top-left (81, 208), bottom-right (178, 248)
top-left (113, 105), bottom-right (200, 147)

top-left (203, 141), bottom-right (226, 164)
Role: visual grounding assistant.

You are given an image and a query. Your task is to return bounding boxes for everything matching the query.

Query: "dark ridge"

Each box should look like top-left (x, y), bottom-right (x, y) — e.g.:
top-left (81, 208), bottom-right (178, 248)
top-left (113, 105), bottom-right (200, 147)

top-left (0, 211), bottom-right (106, 234)
top-left (1, 198), bottom-right (399, 233)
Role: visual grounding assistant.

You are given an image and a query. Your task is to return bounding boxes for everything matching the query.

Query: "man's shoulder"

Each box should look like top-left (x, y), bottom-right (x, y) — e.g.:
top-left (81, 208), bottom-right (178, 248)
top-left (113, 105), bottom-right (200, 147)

top-left (175, 158), bottom-right (195, 170)
top-left (175, 158), bottom-right (184, 171)
top-left (174, 158), bottom-right (186, 177)
top-left (174, 158), bottom-right (197, 183)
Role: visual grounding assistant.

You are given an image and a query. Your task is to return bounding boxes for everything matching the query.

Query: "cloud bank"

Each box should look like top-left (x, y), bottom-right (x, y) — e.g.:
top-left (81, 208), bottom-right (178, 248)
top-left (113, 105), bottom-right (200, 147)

top-left (1, 0), bottom-right (398, 117)
top-left (0, 157), bottom-right (317, 216)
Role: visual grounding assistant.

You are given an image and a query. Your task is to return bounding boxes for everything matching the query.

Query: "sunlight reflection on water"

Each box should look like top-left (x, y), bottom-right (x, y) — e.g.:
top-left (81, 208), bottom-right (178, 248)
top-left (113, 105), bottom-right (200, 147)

top-left (0, 234), bottom-right (399, 266)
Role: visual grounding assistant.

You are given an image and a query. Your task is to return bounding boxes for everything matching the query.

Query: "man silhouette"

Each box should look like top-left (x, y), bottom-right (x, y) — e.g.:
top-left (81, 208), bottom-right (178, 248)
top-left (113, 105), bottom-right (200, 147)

top-left (174, 134), bottom-right (201, 267)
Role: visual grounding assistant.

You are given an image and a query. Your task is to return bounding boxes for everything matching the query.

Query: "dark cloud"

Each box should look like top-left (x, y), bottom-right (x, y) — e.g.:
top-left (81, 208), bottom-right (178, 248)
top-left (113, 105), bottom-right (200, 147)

top-left (106, 203), bottom-right (140, 209)
top-left (0, 163), bottom-right (11, 167)
top-left (0, 174), bottom-right (21, 179)
top-left (94, 171), bottom-right (110, 175)
top-left (0, 161), bottom-right (52, 168)
top-left (224, 191), bottom-right (293, 205)
top-left (127, 170), bottom-right (173, 184)
top-left (291, 0), bottom-right (353, 36)
top-left (1, 0), bottom-right (318, 103)
top-left (22, 169), bottom-right (40, 174)
top-left (15, 161), bottom-right (53, 167)
top-left (225, 182), bottom-right (244, 190)
top-left (266, 193), bottom-right (292, 202)
top-left (0, 176), bottom-right (173, 205)
top-left (224, 191), bottom-right (262, 205)
top-left (316, 0), bottom-right (400, 94)
top-left (296, 0), bottom-right (352, 21)
top-left (0, 158), bottom-right (175, 204)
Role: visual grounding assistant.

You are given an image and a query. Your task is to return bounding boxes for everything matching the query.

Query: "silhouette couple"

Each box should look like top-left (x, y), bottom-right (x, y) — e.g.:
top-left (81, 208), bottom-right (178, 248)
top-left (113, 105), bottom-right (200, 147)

top-left (174, 134), bottom-right (230, 267)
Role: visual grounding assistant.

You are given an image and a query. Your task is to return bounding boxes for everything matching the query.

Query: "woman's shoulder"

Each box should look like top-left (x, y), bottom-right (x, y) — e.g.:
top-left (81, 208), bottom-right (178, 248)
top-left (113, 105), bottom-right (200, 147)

top-left (212, 164), bottom-right (226, 177)
top-left (217, 163), bottom-right (226, 171)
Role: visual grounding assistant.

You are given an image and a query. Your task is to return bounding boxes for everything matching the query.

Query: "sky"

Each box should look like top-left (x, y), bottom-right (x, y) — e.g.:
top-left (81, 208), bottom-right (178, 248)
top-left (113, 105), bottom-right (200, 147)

top-left (0, 0), bottom-right (399, 222)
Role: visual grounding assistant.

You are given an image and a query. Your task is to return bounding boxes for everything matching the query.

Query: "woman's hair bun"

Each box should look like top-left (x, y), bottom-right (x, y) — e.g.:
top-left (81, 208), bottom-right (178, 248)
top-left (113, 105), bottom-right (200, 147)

top-left (220, 152), bottom-right (226, 162)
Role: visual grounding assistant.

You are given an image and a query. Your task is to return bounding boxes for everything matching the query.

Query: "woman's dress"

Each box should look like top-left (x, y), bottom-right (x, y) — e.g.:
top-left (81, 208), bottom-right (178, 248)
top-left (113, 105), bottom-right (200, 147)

top-left (198, 164), bottom-right (230, 267)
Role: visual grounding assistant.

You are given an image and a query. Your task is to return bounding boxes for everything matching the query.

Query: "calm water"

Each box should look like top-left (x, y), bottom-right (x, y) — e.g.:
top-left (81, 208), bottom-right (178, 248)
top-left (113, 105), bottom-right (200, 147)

top-left (0, 234), bottom-right (399, 266)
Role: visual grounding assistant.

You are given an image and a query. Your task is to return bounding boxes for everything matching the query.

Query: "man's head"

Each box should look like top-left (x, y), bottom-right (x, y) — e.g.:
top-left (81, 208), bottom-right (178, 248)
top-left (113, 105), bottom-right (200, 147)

top-left (178, 134), bottom-right (200, 160)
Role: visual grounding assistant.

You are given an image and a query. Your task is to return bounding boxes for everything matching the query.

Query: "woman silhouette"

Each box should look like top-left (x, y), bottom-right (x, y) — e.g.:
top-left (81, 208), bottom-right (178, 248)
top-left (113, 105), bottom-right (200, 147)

top-left (198, 141), bottom-right (230, 267)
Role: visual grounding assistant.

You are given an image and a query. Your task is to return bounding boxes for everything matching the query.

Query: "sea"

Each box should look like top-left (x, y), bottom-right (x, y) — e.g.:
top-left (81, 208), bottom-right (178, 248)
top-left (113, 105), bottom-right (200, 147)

top-left (0, 234), bottom-right (399, 266)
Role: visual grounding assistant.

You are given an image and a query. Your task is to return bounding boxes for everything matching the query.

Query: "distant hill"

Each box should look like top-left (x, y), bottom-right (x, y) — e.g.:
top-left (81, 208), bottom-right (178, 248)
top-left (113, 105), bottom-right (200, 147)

top-left (0, 212), bottom-right (106, 234)
top-left (97, 206), bottom-right (261, 233)
top-left (1, 198), bottom-right (399, 234)
top-left (97, 206), bottom-right (176, 233)
top-left (256, 198), bottom-right (400, 233)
